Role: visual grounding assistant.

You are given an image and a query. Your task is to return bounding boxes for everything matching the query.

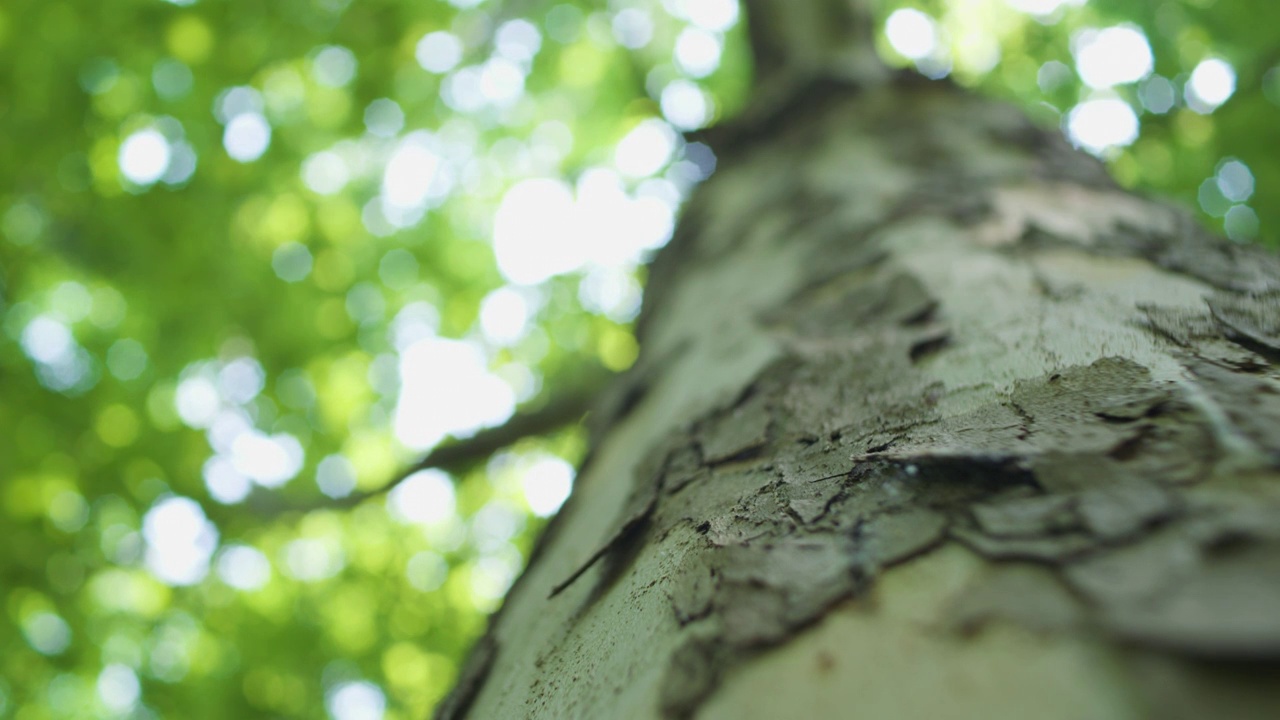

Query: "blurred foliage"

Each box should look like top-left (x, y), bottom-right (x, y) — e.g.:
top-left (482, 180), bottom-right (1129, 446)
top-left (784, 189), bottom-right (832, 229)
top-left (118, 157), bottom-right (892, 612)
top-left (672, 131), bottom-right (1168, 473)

top-left (0, 0), bottom-right (1275, 718)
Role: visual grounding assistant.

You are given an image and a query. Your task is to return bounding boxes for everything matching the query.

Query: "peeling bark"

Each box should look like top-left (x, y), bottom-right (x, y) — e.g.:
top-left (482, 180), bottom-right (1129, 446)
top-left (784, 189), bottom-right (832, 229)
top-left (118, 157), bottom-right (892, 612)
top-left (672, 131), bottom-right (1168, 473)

top-left (436, 60), bottom-right (1280, 720)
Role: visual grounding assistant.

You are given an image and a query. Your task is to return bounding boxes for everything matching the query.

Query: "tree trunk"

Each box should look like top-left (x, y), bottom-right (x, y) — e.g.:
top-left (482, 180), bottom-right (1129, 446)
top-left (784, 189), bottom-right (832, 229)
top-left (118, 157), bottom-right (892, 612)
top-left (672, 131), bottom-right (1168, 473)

top-left (436, 6), bottom-right (1280, 719)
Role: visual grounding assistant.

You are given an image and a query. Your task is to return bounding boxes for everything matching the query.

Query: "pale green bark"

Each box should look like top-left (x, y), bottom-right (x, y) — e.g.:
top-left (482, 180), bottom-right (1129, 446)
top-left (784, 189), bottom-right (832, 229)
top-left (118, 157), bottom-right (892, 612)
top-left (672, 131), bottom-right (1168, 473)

top-left (435, 5), bottom-right (1280, 719)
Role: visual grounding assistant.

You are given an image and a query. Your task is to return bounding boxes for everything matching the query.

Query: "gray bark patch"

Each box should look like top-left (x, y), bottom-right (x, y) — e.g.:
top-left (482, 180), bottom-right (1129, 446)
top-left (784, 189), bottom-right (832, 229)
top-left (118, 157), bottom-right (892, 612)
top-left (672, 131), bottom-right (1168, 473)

top-left (454, 75), bottom-right (1280, 720)
top-left (626, 345), bottom-right (1280, 717)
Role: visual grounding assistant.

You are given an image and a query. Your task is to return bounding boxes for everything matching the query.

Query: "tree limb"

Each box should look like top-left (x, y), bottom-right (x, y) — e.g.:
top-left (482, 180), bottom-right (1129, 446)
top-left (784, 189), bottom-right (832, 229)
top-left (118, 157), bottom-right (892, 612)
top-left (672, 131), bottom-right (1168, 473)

top-left (741, 0), bottom-right (885, 87)
top-left (244, 372), bottom-right (609, 516)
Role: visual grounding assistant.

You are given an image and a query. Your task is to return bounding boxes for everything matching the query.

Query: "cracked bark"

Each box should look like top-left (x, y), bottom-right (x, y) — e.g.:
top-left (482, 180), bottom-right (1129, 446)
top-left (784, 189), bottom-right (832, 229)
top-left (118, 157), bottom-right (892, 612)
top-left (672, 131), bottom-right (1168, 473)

top-left (436, 3), bottom-right (1280, 719)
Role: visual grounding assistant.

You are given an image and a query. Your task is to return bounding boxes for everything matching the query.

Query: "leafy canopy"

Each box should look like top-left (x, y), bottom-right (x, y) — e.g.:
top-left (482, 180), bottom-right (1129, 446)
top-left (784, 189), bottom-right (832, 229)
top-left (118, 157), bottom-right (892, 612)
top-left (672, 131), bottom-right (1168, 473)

top-left (0, 0), bottom-right (1275, 717)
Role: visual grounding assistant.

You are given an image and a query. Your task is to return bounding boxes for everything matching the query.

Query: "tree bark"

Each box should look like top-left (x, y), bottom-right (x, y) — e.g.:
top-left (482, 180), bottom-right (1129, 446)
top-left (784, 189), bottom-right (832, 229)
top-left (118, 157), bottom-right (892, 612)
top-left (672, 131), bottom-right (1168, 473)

top-left (436, 7), bottom-right (1280, 720)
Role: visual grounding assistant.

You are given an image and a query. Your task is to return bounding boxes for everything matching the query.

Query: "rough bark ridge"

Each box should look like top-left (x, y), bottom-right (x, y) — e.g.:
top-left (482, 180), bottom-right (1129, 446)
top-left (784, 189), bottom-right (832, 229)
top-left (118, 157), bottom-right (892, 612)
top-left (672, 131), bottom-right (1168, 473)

top-left (436, 39), bottom-right (1280, 720)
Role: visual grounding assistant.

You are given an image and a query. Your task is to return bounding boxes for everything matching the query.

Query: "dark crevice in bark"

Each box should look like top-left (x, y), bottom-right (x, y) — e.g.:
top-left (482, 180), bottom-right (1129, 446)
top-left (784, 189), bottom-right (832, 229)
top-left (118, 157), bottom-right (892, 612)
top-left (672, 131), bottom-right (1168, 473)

top-left (908, 331), bottom-right (951, 363)
top-left (433, 634), bottom-right (495, 720)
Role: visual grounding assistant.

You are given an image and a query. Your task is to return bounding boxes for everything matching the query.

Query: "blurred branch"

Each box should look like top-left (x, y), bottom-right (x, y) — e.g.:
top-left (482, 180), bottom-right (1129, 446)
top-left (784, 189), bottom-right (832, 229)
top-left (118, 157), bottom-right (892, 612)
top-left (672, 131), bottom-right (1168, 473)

top-left (245, 368), bottom-right (611, 517)
top-left (741, 0), bottom-right (885, 87)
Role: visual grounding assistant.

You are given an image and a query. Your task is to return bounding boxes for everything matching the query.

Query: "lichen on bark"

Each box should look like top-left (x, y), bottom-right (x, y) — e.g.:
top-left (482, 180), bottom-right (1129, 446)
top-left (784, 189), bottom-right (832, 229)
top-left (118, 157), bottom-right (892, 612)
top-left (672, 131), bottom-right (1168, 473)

top-left (440, 64), bottom-right (1280, 720)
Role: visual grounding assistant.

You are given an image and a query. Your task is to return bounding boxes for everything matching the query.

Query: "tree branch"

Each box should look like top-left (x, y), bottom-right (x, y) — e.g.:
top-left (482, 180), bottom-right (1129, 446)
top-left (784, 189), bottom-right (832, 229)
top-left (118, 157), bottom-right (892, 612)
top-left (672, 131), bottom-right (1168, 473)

top-left (244, 371), bottom-right (609, 516)
top-left (741, 0), bottom-right (885, 87)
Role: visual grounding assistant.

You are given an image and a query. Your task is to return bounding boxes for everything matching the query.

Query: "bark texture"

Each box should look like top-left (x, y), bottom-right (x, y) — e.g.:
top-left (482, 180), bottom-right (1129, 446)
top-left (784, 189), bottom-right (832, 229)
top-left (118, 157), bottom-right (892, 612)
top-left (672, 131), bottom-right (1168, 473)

top-left (436, 34), bottom-right (1280, 720)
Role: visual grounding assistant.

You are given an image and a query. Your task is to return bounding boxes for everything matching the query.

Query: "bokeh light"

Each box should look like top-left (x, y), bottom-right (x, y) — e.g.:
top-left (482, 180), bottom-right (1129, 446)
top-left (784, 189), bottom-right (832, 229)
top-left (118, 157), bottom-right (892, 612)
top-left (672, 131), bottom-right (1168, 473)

top-left (675, 28), bottom-right (723, 78)
top-left (1005, 0), bottom-right (1085, 17)
top-left (1187, 58), bottom-right (1236, 113)
top-left (1072, 25), bottom-right (1152, 89)
top-left (312, 46), bottom-right (358, 87)
top-left (389, 469), bottom-right (457, 525)
top-left (223, 113), bottom-right (272, 162)
top-left (119, 128), bottom-right (171, 185)
top-left (885, 9), bottom-right (939, 61)
top-left (613, 8), bottom-right (655, 49)
top-left (615, 119), bottom-right (678, 178)
top-left (327, 681), bottom-right (386, 720)
top-left (142, 497), bottom-right (219, 586)
top-left (284, 537), bottom-right (345, 582)
top-left (521, 455), bottom-right (574, 517)
top-left (678, 0), bottom-right (739, 32)
top-left (394, 339), bottom-right (515, 450)
top-left (217, 545), bottom-right (273, 591)
top-left (303, 151), bottom-right (351, 195)
top-left (1067, 97), bottom-right (1139, 154)
top-left (23, 613), bottom-right (72, 656)
top-left (97, 665), bottom-right (141, 713)
top-left (479, 287), bottom-right (533, 345)
top-left (416, 32), bottom-right (464, 73)
top-left (660, 80), bottom-right (710, 129)
top-left (316, 454), bottom-right (359, 498)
